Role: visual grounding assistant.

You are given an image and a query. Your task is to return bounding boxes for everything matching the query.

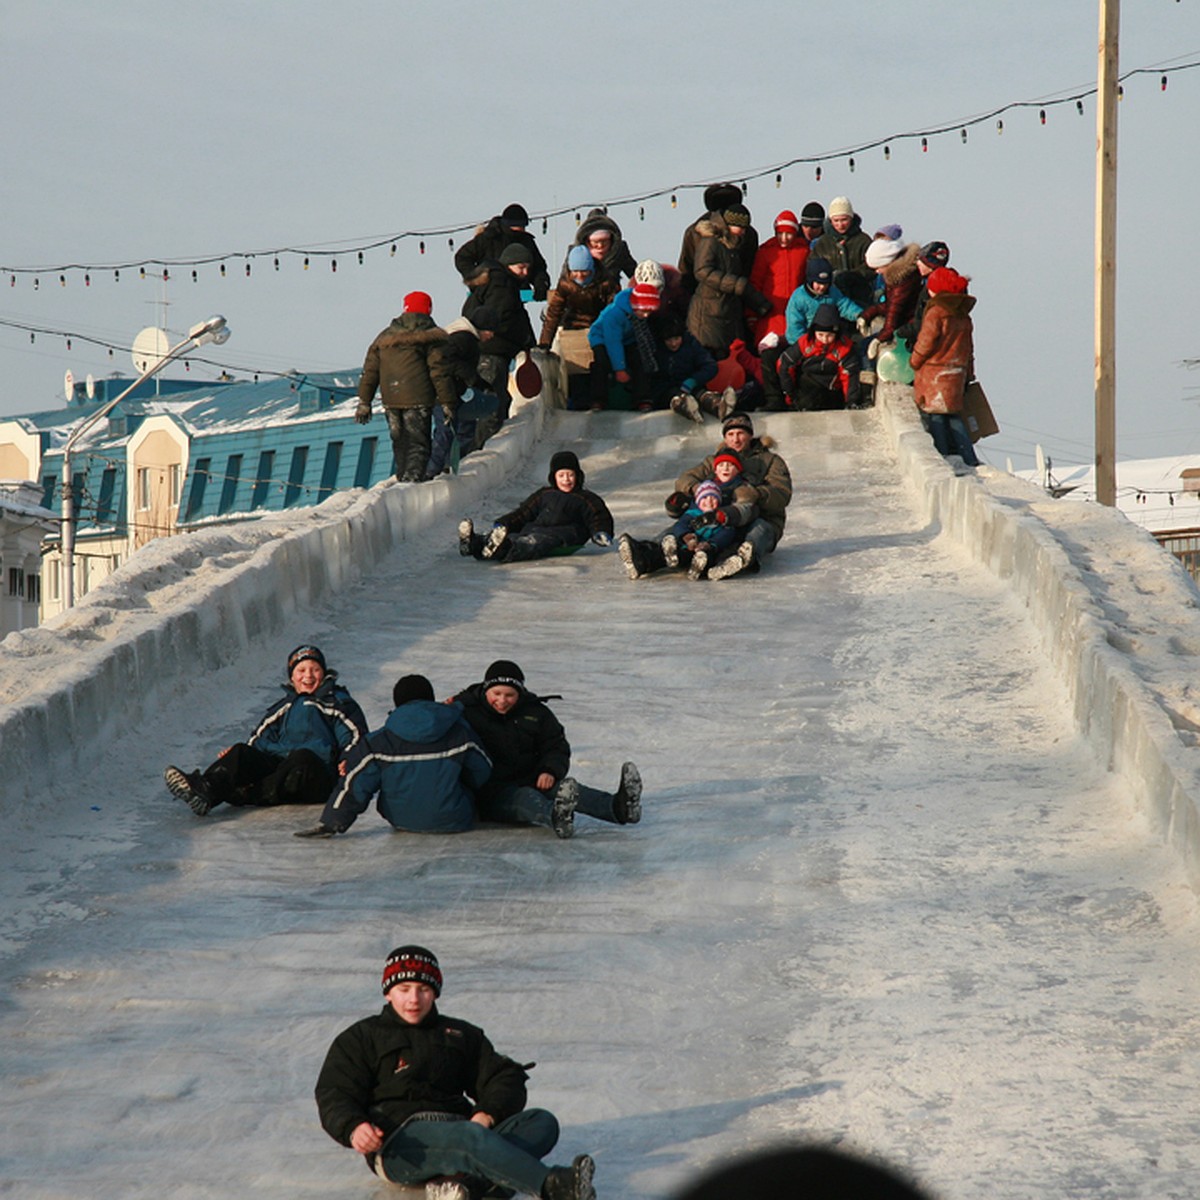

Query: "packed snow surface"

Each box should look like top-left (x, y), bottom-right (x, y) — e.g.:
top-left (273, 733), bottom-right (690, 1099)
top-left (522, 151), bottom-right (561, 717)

top-left (3, 410), bottom-right (1200, 1200)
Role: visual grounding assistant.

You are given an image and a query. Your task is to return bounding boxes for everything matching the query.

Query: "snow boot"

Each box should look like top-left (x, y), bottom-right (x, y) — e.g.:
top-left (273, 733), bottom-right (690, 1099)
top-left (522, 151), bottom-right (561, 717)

top-left (425, 1176), bottom-right (473, 1200)
top-left (542, 1155), bottom-right (595, 1200)
top-left (669, 392), bottom-right (704, 424)
top-left (164, 765), bottom-right (217, 816)
top-left (613, 762), bottom-right (642, 825)
top-left (717, 385), bottom-right (738, 422)
top-left (661, 534), bottom-right (680, 569)
top-left (458, 518), bottom-right (482, 558)
top-left (618, 533), bottom-right (648, 580)
top-left (708, 542), bottom-right (755, 581)
top-left (481, 525), bottom-right (508, 560)
top-left (688, 544), bottom-right (712, 581)
top-left (551, 778), bottom-right (578, 840)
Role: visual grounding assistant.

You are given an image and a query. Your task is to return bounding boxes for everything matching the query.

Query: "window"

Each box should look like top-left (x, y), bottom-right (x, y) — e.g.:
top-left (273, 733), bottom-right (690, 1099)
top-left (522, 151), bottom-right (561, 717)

top-left (250, 451), bottom-right (275, 510)
top-left (41, 475), bottom-right (56, 509)
top-left (95, 467), bottom-right (117, 523)
top-left (184, 458), bottom-right (212, 520)
top-left (169, 463), bottom-right (182, 506)
top-left (353, 437), bottom-right (377, 488)
top-left (48, 560), bottom-right (60, 602)
top-left (137, 467), bottom-right (151, 510)
top-left (8, 567), bottom-right (23, 598)
top-left (219, 454), bottom-right (243, 514)
top-left (284, 446), bottom-right (309, 507)
top-left (27, 574), bottom-right (41, 605)
top-left (318, 442), bottom-right (343, 501)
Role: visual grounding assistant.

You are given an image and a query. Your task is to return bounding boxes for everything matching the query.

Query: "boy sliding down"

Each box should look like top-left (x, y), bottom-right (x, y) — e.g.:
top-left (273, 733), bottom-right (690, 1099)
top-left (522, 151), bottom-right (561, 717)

top-left (660, 449), bottom-right (758, 580)
top-left (458, 450), bottom-right (613, 562)
top-left (315, 946), bottom-right (596, 1200)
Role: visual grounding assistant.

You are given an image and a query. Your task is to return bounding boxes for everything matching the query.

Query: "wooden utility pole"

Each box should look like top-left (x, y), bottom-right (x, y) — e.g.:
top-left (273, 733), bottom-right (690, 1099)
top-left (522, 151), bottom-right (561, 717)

top-left (1095, 0), bottom-right (1119, 506)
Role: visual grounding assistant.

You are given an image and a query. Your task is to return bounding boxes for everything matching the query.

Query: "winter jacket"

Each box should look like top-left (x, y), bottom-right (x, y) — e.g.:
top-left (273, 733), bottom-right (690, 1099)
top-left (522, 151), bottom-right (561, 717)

top-left (455, 684), bottom-right (571, 798)
top-left (778, 332), bottom-right (861, 407)
top-left (748, 235), bottom-right (810, 341)
top-left (539, 272), bottom-right (620, 347)
top-left (784, 284), bottom-right (863, 343)
top-left (810, 214), bottom-right (874, 306)
top-left (357, 314), bottom-right (457, 414)
top-left (495, 454), bottom-right (614, 547)
top-left (441, 318), bottom-right (490, 398)
top-left (462, 265), bottom-right (536, 361)
top-left (667, 476), bottom-right (759, 544)
top-left (316, 1004), bottom-right (529, 1147)
top-left (587, 289), bottom-right (643, 374)
top-left (910, 293), bottom-right (976, 415)
top-left (677, 436), bottom-right (793, 540)
top-left (687, 215), bottom-right (768, 353)
top-left (248, 673), bottom-right (368, 770)
top-left (320, 700), bottom-right (491, 833)
top-left (858, 243), bottom-right (923, 343)
top-left (454, 216), bottom-right (551, 301)
top-left (655, 331), bottom-right (718, 394)
top-left (564, 209), bottom-right (638, 288)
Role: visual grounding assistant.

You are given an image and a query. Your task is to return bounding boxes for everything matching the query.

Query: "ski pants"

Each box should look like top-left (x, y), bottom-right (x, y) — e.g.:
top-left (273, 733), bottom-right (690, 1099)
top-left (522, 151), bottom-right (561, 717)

top-left (378, 1108), bottom-right (559, 1196)
top-left (385, 406), bottom-right (432, 482)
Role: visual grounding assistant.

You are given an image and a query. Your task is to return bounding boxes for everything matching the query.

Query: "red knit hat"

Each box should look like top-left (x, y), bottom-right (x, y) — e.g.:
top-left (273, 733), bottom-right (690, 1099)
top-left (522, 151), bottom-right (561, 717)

top-left (927, 268), bottom-right (969, 296)
top-left (403, 291), bottom-right (434, 314)
top-left (382, 945), bottom-right (442, 996)
top-left (712, 449), bottom-right (744, 473)
top-left (630, 282), bottom-right (661, 314)
top-left (774, 210), bottom-right (800, 233)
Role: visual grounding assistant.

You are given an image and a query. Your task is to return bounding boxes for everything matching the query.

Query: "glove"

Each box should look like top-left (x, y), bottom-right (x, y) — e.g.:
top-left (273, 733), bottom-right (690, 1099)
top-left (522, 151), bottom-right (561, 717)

top-left (758, 332), bottom-right (780, 352)
top-left (294, 823), bottom-right (341, 839)
top-left (692, 509), bottom-right (728, 529)
top-left (866, 338), bottom-right (881, 361)
top-left (746, 287), bottom-right (773, 318)
top-left (855, 317), bottom-right (869, 336)
top-left (354, 401), bottom-right (372, 425)
top-left (664, 491), bottom-right (691, 518)
top-left (614, 369), bottom-right (631, 384)
top-left (591, 531), bottom-right (612, 547)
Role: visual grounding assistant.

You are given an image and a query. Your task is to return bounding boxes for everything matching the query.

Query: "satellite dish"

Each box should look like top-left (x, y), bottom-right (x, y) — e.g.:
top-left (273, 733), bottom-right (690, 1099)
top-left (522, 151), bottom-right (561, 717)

top-left (132, 326), bottom-right (170, 374)
top-left (85, 373), bottom-right (95, 399)
top-left (64, 369), bottom-right (75, 401)
top-left (1035, 443), bottom-right (1047, 484)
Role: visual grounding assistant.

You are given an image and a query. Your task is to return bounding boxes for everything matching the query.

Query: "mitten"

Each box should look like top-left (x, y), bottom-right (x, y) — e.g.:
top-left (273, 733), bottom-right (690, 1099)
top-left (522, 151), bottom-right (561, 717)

top-left (664, 491), bottom-right (691, 518)
top-left (591, 531), bottom-right (612, 547)
top-left (354, 401), bottom-right (372, 425)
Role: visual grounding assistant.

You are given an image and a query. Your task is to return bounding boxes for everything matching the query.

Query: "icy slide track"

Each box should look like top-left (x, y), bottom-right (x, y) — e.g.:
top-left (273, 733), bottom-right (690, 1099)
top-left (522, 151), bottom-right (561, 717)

top-left (4, 390), bottom-right (1200, 1199)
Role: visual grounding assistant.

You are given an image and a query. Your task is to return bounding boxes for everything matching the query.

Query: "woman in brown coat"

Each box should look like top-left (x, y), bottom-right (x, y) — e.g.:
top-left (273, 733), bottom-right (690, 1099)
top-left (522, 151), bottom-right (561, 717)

top-left (909, 267), bottom-right (979, 466)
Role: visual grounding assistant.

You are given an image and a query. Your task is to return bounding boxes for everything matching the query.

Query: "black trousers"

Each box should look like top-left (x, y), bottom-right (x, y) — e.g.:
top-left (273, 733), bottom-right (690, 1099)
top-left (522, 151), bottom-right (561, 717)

top-left (202, 744), bottom-right (335, 808)
top-left (385, 407), bottom-right (432, 482)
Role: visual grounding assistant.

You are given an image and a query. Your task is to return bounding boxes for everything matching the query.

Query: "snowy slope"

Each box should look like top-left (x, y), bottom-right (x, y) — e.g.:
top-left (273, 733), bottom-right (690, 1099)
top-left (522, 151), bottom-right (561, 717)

top-left (3, 408), bottom-right (1200, 1200)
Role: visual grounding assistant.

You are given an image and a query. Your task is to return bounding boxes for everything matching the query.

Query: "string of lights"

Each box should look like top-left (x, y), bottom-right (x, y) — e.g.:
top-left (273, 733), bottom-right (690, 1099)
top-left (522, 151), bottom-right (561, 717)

top-left (3, 58), bottom-right (1196, 282)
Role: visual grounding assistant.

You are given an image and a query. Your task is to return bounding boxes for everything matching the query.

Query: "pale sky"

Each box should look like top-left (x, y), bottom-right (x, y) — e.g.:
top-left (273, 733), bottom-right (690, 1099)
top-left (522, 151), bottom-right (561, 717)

top-left (3, 0), bottom-right (1199, 470)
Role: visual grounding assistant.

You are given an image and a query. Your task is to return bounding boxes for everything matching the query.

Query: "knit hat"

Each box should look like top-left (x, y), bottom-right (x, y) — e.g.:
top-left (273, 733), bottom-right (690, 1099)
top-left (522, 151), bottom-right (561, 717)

top-left (928, 267), bottom-right (969, 295)
top-left (723, 204), bottom-right (751, 229)
top-left (382, 945), bottom-right (443, 997)
top-left (722, 412), bottom-right (754, 435)
top-left (633, 259), bottom-right (665, 290)
top-left (806, 256), bottom-right (833, 286)
top-left (483, 659), bottom-right (526, 691)
top-left (919, 241), bottom-right (951, 269)
top-left (875, 224), bottom-right (903, 242)
top-left (631, 282), bottom-right (661, 314)
top-left (865, 239), bottom-right (903, 270)
top-left (567, 245), bottom-right (594, 276)
top-left (548, 449), bottom-right (582, 486)
top-left (773, 210), bottom-right (800, 233)
top-left (287, 644), bottom-right (326, 676)
top-left (501, 203), bottom-right (529, 227)
top-left (811, 302), bottom-right (840, 332)
top-left (694, 480), bottom-right (723, 507)
top-left (828, 196), bottom-right (854, 219)
top-left (499, 243), bottom-right (533, 266)
top-left (712, 449), bottom-right (744, 473)
top-left (393, 674), bottom-right (435, 706)
top-left (800, 201), bottom-right (826, 226)
top-left (402, 291), bottom-right (433, 315)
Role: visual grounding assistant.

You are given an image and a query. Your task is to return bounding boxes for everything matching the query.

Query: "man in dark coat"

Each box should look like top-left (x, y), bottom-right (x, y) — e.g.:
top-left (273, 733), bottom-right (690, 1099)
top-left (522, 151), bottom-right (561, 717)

top-left (355, 292), bottom-right (458, 482)
top-left (677, 182), bottom-right (760, 294)
top-left (454, 203), bottom-right (551, 301)
top-left (810, 196), bottom-right (874, 307)
top-left (454, 660), bottom-right (642, 839)
top-left (686, 204), bottom-right (772, 358)
top-left (315, 946), bottom-right (596, 1200)
top-left (458, 450), bottom-right (614, 564)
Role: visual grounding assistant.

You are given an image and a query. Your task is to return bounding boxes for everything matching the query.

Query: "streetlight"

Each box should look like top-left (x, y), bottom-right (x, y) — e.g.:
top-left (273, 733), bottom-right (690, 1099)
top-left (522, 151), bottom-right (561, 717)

top-left (59, 315), bottom-right (231, 609)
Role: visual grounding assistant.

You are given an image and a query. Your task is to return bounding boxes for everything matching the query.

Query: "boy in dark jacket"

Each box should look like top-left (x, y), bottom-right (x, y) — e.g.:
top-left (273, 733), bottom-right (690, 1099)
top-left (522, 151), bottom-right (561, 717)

top-left (458, 450), bottom-right (614, 563)
top-left (454, 660), bottom-right (642, 840)
top-left (164, 644), bottom-right (367, 817)
top-left (296, 675), bottom-right (491, 837)
top-left (777, 302), bottom-right (862, 410)
top-left (315, 946), bottom-right (595, 1200)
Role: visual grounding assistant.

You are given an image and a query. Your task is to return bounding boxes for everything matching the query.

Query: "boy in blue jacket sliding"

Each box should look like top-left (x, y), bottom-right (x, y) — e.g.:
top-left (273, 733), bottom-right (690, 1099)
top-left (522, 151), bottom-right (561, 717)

top-left (296, 675), bottom-right (491, 837)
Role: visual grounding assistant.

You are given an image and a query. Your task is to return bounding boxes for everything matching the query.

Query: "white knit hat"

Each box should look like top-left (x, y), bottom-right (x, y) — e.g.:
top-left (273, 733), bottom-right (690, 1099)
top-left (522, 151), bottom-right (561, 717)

top-left (633, 259), bottom-right (665, 290)
top-left (828, 196), bottom-right (854, 218)
top-left (865, 239), bottom-right (904, 269)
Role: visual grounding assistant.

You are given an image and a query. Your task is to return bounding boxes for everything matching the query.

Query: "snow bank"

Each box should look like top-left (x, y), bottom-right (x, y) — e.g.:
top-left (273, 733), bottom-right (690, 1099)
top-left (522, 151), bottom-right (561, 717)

top-left (877, 381), bottom-right (1200, 887)
top-left (0, 401), bottom-right (545, 807)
